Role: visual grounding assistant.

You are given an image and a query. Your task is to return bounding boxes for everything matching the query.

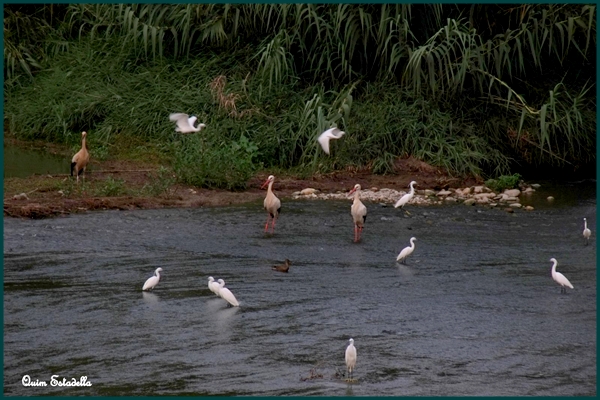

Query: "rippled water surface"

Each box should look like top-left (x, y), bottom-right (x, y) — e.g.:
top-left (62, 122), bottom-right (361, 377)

top-left (3, 184), bottom-right (596, 396)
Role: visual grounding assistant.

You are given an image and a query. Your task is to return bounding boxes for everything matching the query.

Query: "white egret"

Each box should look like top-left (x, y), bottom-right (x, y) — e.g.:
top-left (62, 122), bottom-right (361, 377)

top-left (349, 184), bottom-right (367, 243)
top-left (317, 127), bottom-right (345, 155)
top-left (550, 258), bottom-right (574, 294)
top-left (394, 181), bottom-right (417, 213)
top-left (345, 338), bottom-right (357, 382)
top-left (261, 175), bottom-right (281, 233)
top-left (272, 259), bottom-right (291, 273)
top-left (217, 279), bottom-right (240, 307)
top-left (71, 131), bottom-right (90, 184)
top-left (208, 276), bottom-right (221, 296)
top-left (583, 218), bottom-right (591, 244)
top-left (169, 113), bottom-right (206, 133)
top-left (396, 237), bottom-right (417, 264)
top-left (142, 267), bottom-right (163, 291)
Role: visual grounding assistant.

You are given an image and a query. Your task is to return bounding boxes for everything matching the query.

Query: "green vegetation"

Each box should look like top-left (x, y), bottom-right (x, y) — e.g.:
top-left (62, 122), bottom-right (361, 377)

top-left (4, 4), bottom-right (596, 188)
top-left (485, 174), bottom-right (522, 193)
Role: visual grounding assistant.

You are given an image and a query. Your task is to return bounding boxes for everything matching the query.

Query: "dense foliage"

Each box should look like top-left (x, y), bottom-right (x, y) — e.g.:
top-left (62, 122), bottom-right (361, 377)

top-left (4, 4), bottom-right (596, 188)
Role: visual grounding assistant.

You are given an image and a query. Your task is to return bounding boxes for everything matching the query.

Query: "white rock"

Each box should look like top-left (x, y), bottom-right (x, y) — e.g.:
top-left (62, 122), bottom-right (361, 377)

top-left (531, 184), bottom-right (541, 189)
top-left (504, 189), bottom-right (521, 197)
top-left (300, 188), bottom-right (318, 195)
top-left (524, 206), bottom-right (534, 211)
top-left (463, 198), bottom-right (476, 206)
top-left (476, 197), bottom-right (490, 204)
top-left (473, 186), bottom-right (484, 193)
top-left (12, 193), bottom-right (28, 200)
top-left (509, 203), bottom-right (522, 208)
top-left (523, 187), bottom-right (535, 194)
top-left (547, 196), bottom-right (555, 202)
top-left (445, 196), bottom-right (457, 202)
top-left (437, 190), bottom-right (452, 197)
top-left (424, 189), bottom-right (436, 196)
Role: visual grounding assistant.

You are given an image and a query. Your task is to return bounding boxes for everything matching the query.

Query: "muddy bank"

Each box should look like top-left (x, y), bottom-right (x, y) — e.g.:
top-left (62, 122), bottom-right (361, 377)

top-left (4, 155), bottom-right (481, 219)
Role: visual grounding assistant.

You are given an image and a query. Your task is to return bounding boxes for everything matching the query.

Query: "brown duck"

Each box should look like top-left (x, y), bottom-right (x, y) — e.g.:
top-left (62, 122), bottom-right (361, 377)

top-left (272, 259), bottom-right (291, 273)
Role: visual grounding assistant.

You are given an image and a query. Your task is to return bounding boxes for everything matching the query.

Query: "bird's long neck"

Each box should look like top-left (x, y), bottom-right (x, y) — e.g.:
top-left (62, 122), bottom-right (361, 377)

top-left (409, 183), bottom-right (415, 195)
top-left (353, 189), bottom-right (360, 203)
top-left (551, 261), bottom-right (557, 273)
top-left (268, 181), bottom-right (274, 195)
top-left (584, 220), bottom-right (588, 229)
top-left (410, 239), bottom-right (415, 248)
top-left (82, 136), bottom-right (87, 151)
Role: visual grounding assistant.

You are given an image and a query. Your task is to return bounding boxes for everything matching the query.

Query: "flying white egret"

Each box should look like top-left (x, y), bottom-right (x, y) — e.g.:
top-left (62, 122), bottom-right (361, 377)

top-left (345, 338), bottom-right (357, 382)
top-left (208, 276), bottom-right (221, 296)
top-left (349, 184), bottom-right (367, 243)
top-left (71, 131), bottom-right (90, 184)
top-left (396, 237), bottom-right (417, 264)
top-left (317, 127), bottom-right (345, 155)
top-left (142, 267), bottom-right (163, 291)
top-left (217, 279), bottom-right (240, 307)
top-left (550, 258), bottom-right (574, 294)
top-left (272, 259), bottom-right (291, 273)
top-left (261, 175), bottom-right (281, 234)
top-left (394, 181), bottom-right (417, 213)
top-left (169, 113), bottom-right (206, 133)
top-left (583, 218), bottom-right (591, 245)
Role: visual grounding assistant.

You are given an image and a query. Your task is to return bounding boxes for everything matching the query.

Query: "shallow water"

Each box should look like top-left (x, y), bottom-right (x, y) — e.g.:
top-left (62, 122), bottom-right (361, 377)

top-left (3, 185), bottom-right (596, 396)
top-left (3, 145), bottom-right (68, 178)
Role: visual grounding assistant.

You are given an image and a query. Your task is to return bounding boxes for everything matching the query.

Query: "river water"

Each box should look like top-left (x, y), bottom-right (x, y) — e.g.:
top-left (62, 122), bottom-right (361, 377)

top-left (3, 183), bottom-right (596, 396)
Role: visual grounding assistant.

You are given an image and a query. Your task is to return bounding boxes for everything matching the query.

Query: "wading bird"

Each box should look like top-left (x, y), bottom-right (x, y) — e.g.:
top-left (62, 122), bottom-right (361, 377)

top-left (71, 131), bottom-right (90, 184)
top-left (550, 258), bottom-right (574, 294)
top-left (208, 276), bottom-right (221, 296)
top-left (272, 259), bottom-right (291, 273)
top-left (349, 184), bottom-right (367, 243)
top-left (396, 237), bottom-right (417, 264)
top-left (142, 268), bottom-right (163, 291)
top-left (169, 113), bottom-right (206, 133)
top-left (345, 338), bottom-right (357, 382)
top-left (217, 279), bottom-right (240, 307)
top-left (394, 180), bottom-right (417, 214)
top-left (261, 175), bottom-right (281, 234)
top-left (583, 218), bottom-right (591, 245)
top-left (317, 127), bottom-right (345, 155)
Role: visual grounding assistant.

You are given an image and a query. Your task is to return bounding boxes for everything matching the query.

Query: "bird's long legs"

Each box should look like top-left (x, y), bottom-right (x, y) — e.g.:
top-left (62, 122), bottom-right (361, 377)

top-left (264, 215), bottom-right (277, 233)
top-left (354, 225), bottom-right (362, 242)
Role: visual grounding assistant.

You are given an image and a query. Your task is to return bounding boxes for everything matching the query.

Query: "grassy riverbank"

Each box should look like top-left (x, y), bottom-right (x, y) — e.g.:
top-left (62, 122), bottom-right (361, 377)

top-left (4, 4), bottom-right (596, 192)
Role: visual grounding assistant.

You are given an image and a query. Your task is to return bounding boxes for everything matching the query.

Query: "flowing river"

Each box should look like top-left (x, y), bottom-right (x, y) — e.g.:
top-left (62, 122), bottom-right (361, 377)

top-left (3, 182), bottom-right (596, 395)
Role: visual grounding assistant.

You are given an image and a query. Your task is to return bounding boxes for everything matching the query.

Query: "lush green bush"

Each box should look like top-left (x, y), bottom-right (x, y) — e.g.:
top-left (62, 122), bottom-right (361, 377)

top-left (173, 134), bottom-right (260, 190)
top-left (485, 174), bottom-right (522, 193)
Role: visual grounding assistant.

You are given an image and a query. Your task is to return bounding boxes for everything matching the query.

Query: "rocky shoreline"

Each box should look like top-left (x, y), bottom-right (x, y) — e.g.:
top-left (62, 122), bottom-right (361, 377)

top-left (292, 183), bottom-right (543, 212)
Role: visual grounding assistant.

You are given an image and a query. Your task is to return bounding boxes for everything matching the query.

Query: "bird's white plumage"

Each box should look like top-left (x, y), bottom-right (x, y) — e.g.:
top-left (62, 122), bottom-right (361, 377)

top-left (317, 127), bottom-right (345, 155)
top-left (550, 258), bottom-right (574, 291)
top-left (345, 338), bottom-right (357, 378)
top-left (394, 181), bottom-right (417, 209)
top-left (169, 113), bottom-right (206, 133)
top-left (142, 267), bottom-right (163, 291)
top-left (349, 184), bottom-right (367, 242)
top-left (217, 279), bottom-right (240, 307)
top-left (397, 237), bottom-right (417, 263)
top-left (208, 276), bottom-right (221, 296)
top-left (583, 218), bottom-right (591, 241)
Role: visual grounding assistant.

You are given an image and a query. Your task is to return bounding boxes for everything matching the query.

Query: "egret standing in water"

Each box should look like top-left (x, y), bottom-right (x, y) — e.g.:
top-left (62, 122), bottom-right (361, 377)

top-left (396, 237), bottom-right (417, 264)
top-left (349, 184), bottom-right (367, 243)
top-left (550, 258), bottom-right (574, 294)
top-left (583, 218), bottom-right (591, 245)
top-left (217, 279), bottom-right (240, 307)
top-left (208, 276), bottom-right (221, 296)
top-left (261, 175), bottom-right (281, 234)
top-left (142, 268), bottom-right (163, 291)
top-left (317, 127), bottom-right (345, 155)
top-left (345, 338), bottom-right (357, 382)
top-left (169, 113), bottom-right (206, 133)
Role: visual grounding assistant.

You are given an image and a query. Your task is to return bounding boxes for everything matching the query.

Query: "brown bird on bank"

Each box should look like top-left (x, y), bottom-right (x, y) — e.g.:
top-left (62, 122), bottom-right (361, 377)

top-left (71, 131), bottom-right (90, 184)
top-left (349, 184), bottom-right (367, 242)
top-left (272, 259), bottom-right (291, 272)
top-left (261, 175), bottom-right (281, 233)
